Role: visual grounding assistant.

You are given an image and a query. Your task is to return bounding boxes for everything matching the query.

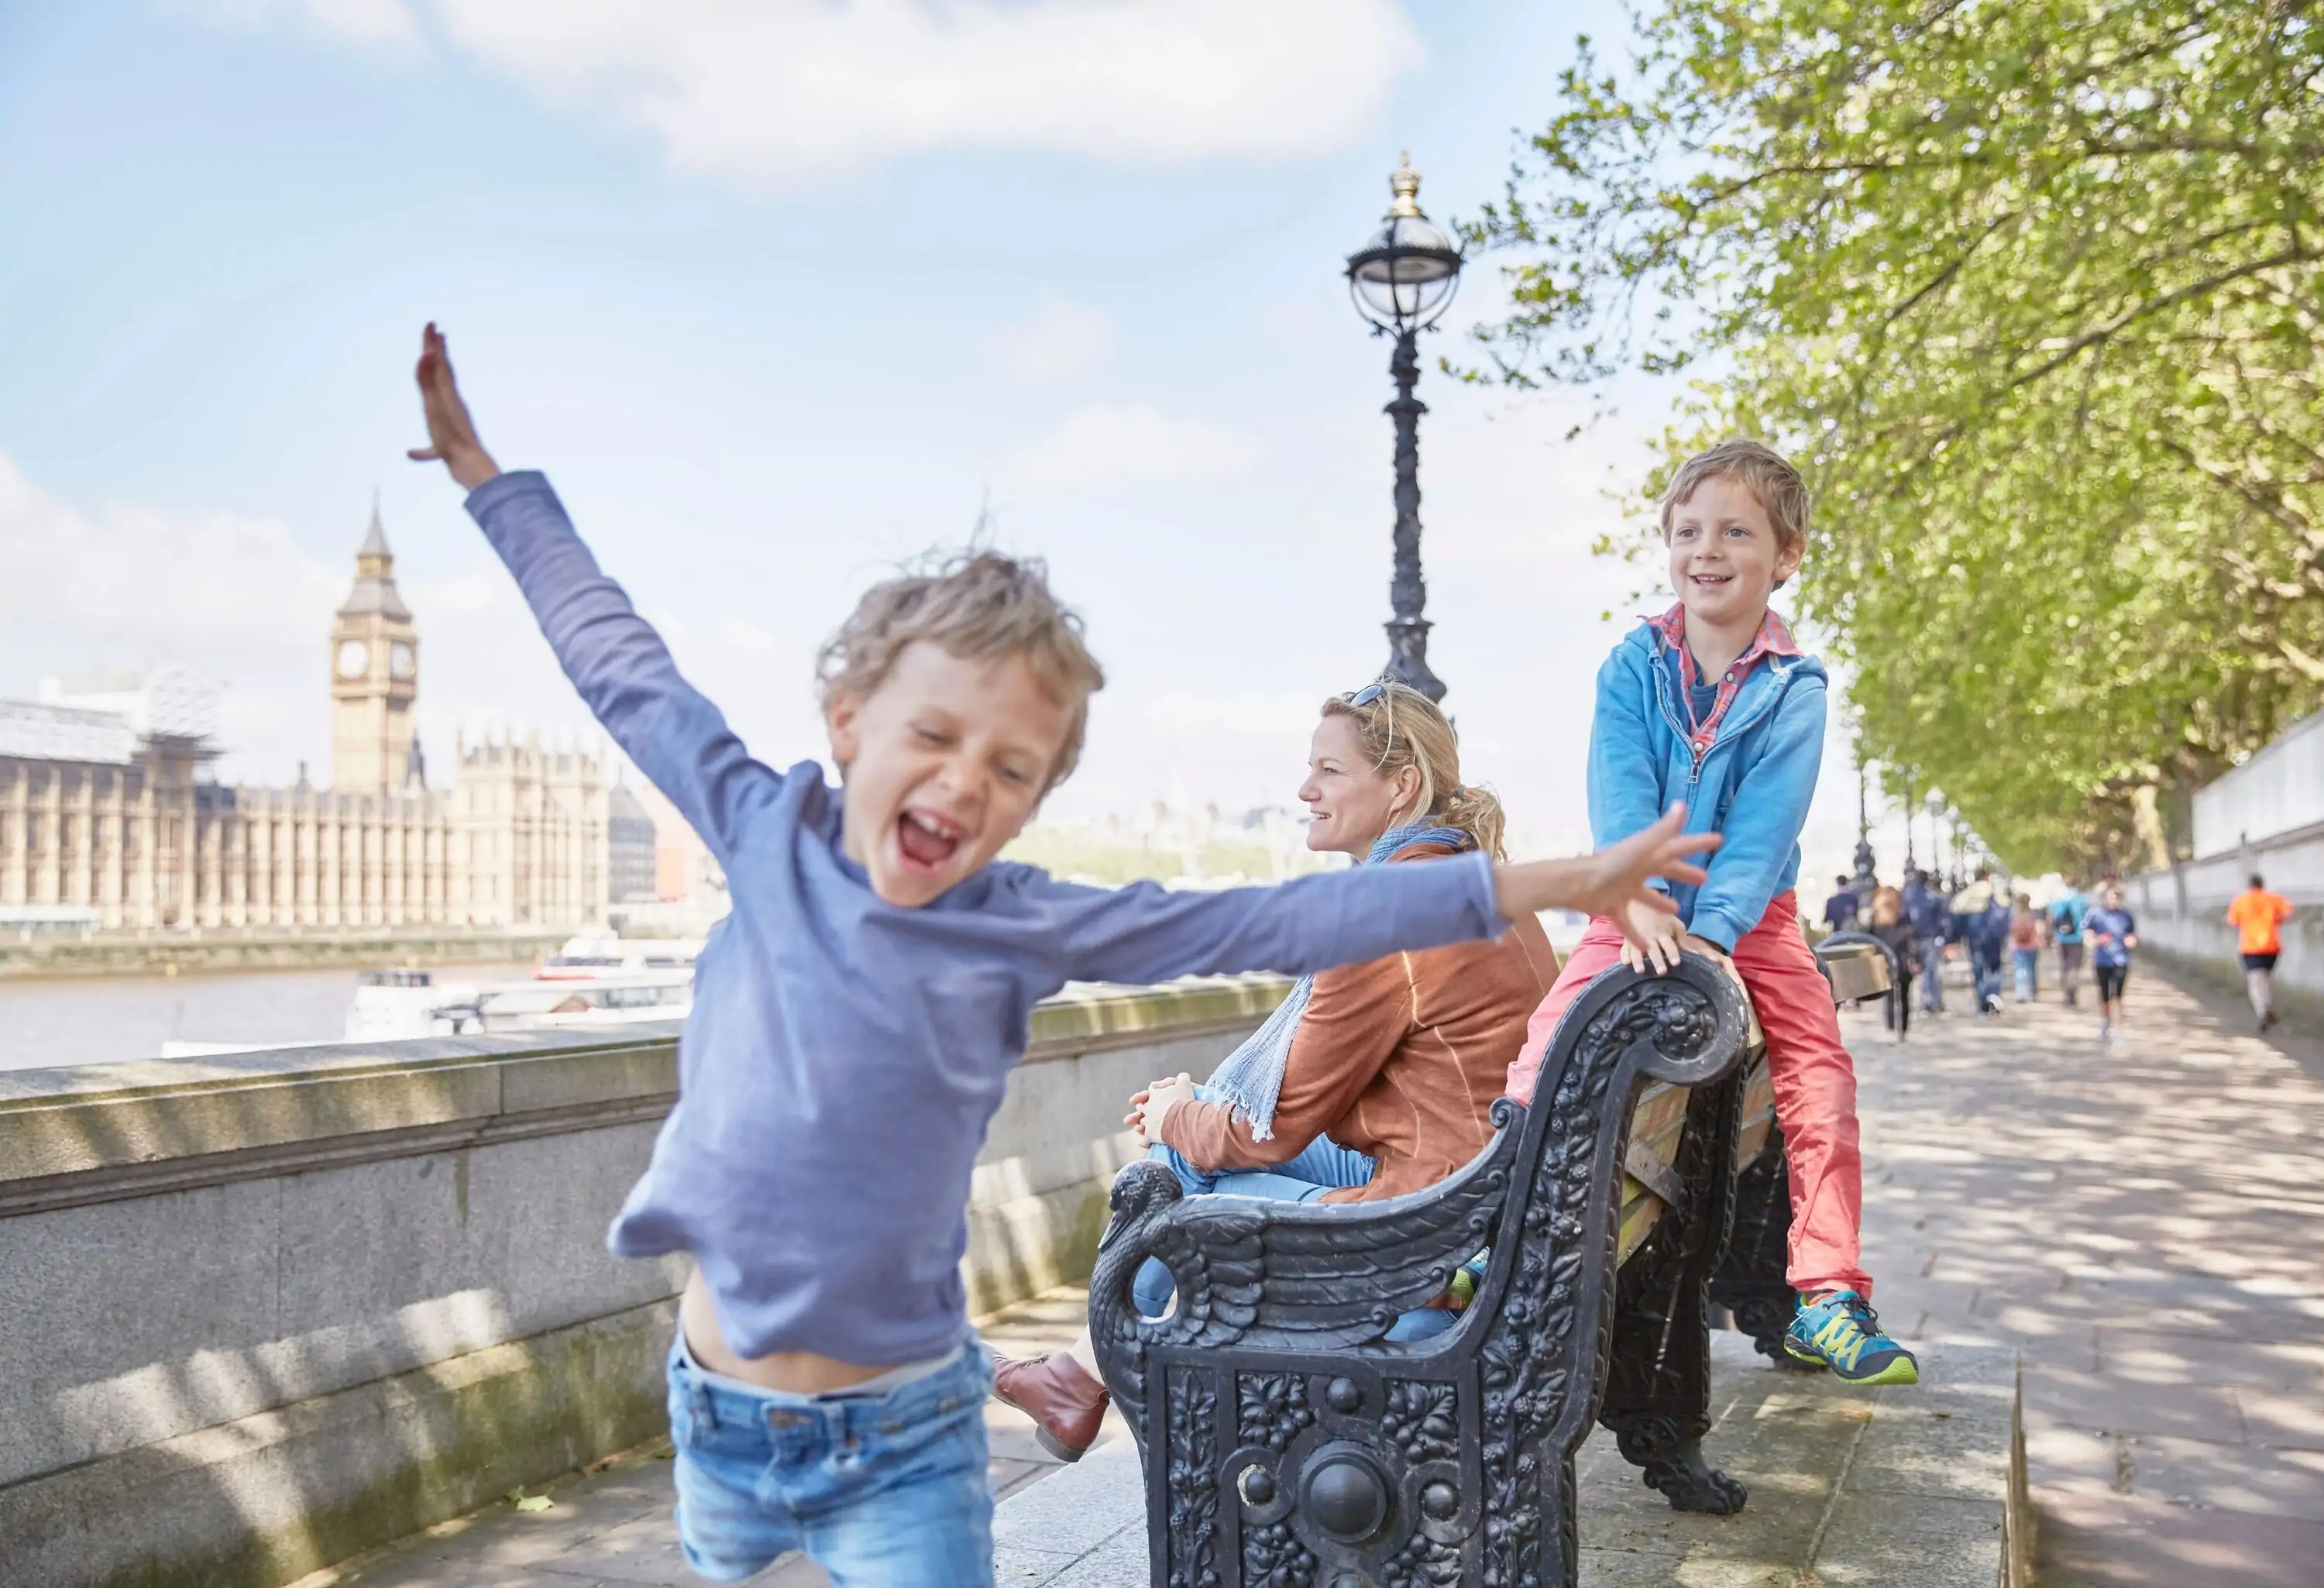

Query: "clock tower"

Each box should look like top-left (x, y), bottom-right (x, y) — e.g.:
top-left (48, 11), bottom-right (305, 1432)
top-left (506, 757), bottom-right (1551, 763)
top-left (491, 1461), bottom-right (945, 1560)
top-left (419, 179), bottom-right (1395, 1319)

top-left (330, 497), bottom-right (421, 793)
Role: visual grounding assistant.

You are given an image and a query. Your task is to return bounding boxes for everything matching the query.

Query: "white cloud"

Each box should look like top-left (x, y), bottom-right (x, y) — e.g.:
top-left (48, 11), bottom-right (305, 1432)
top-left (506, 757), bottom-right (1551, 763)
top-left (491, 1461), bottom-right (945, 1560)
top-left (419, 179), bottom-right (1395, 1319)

top-left (709, 612), bottom-right (781, 658)
top-left (193, 0), bottom-right (423, 49)
top-left (990, 298), bottom-right (1116, 387)
top-left (0, 455), bottom-right (348, 780)
top-left (0, 456), bottom-right (342, 662)
top-left (1006, 402), bottom-right (1261, 495)
top-left (221, 0), bottom-right (1421, 184)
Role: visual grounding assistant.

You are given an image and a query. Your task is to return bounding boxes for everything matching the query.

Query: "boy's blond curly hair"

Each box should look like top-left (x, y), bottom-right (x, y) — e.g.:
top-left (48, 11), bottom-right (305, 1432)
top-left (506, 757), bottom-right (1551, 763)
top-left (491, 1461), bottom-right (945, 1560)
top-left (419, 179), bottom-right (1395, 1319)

top-left (1659, 438), bottom-right (1812, 579)
top-left (815, 550), bottom-right (1105, 789)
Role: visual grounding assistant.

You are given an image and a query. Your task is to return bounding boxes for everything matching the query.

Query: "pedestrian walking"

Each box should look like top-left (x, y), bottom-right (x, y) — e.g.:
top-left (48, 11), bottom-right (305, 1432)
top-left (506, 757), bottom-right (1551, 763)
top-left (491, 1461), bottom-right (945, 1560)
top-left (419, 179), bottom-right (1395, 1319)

top-left (1904, 868), bottom-right (1948, 1014)
top-left (2009, 892), bottom-right (2044, 1003)
top-left (2226, 872), bottom-right (2294, 1033)
top-left (2048, 878), bottom-right (2091, 1007)
top-left (1952, 867), bottom-right (2008, 1015)
top-left (1866, 885), bottom-right (1920, 1038)
top-left (2088, 884), bottom-right (2139, 1048)
top-left (1823, 875), bottom-right (1861, 934)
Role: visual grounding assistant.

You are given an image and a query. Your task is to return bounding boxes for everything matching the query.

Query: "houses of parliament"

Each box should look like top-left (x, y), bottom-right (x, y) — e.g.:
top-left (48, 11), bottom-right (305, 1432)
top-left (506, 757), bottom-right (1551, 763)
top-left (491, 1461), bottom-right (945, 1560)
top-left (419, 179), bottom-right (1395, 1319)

top-left (0, 506), bottom-right (615, 932)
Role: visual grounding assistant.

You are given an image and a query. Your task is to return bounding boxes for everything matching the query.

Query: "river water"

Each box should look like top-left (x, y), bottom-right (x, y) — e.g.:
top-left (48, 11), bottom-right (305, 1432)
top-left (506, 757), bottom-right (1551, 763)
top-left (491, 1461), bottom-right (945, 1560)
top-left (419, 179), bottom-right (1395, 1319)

top-left (0, 965), bottom-right (514, 1073)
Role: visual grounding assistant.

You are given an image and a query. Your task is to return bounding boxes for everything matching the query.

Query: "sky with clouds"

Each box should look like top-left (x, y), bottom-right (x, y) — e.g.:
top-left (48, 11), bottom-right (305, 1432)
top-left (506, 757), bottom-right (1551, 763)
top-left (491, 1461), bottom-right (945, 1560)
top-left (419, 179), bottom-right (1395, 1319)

top-left (0, 0), bottom-right (1916, 875)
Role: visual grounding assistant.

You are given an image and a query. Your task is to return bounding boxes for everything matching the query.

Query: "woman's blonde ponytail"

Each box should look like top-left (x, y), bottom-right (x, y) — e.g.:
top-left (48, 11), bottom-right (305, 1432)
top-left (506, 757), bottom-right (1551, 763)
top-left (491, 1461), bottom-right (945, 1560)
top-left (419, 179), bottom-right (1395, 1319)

top-left (1436, 782), bottom-right (1508, 863)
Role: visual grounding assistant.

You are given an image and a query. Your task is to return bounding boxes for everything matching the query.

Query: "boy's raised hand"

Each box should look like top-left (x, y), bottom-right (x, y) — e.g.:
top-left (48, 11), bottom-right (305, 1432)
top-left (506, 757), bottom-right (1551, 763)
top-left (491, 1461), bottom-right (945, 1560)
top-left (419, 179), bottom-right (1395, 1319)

top-left (1491, 805), bottom-right (1717, 947)
top-left (407, 323), bottom-right (500, 491)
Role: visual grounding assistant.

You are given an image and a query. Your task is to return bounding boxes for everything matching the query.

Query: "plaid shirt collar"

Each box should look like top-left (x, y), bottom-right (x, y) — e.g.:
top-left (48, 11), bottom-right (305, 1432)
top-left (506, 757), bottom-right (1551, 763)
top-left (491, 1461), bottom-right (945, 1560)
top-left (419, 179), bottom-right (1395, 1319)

top-left (1646, 602), bottom-right (1804, 748)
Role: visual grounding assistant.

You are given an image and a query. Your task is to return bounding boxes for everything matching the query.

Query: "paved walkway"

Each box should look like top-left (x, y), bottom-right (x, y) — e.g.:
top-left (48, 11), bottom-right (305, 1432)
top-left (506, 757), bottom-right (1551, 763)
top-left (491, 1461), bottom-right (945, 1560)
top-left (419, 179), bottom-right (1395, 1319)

top-left (296, 955), bottom-right (2324, 1587)
top-left (1857, 961), bottom-right (2324, 1585)
top-left (288, 1292), bottom-right (1119, 1588)
top-left (991, 1331), bottom-right (2017, 1586)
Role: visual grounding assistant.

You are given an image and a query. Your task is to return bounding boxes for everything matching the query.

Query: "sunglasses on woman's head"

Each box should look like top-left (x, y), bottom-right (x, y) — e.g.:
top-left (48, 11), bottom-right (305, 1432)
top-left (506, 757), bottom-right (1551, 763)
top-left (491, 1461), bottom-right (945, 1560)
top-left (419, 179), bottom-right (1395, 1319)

top-left (1349, 682), bottom-right (1389, 706)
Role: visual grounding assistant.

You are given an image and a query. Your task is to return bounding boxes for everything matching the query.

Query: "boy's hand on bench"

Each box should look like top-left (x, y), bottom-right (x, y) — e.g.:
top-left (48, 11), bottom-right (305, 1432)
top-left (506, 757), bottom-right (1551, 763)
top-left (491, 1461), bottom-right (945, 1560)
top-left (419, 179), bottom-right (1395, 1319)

top-left (407, 322), bottom-right (502, 491)
top-left (1684, 933), bottom-right (1744, 989)
top-left (1493, 805), bottom-right (1716, 938)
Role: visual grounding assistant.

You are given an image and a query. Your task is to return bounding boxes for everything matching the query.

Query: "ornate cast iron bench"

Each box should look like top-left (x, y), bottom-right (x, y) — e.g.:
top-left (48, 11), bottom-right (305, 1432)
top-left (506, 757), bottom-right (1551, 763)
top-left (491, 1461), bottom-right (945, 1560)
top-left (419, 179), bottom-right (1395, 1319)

top-left (1089, 936), bottom-right (1893, 1588)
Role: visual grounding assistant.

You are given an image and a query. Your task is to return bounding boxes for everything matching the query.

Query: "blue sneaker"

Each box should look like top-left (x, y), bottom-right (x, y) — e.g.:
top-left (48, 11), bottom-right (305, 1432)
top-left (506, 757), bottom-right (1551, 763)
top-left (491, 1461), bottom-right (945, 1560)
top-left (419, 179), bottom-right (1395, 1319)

top-left (1783, 1290), bottom-right (1920, 1386)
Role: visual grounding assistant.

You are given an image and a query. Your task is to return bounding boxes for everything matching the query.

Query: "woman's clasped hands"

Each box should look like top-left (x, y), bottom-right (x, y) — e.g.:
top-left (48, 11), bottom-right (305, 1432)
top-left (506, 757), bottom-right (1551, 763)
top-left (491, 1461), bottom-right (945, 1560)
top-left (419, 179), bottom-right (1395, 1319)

top-left (1124, 1072), bottom-right (1195, 1146)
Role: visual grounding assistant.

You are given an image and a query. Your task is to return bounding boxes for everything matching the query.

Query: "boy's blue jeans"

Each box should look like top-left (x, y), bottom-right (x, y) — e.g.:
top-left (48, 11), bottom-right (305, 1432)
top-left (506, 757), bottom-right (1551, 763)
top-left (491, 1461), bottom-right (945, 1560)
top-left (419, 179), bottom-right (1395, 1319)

top-left (2012, 948), bottom-right (2040, 1001)
top-left (666, 1335), bottom-right (994, 1586)
top-left (1133, 1139), bottom-right (1458, 1342)
top-left (1918, 935), bottom-right (1948, 1012)
top-left (1972, 945), bottom-right (2004, 1010)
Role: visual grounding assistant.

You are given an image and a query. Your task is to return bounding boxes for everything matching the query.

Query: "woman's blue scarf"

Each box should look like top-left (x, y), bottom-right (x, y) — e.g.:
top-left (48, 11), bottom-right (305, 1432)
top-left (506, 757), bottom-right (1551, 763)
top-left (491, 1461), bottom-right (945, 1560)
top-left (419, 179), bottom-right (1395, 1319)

top-left (1195, 820), bottom-right (1473, 1140)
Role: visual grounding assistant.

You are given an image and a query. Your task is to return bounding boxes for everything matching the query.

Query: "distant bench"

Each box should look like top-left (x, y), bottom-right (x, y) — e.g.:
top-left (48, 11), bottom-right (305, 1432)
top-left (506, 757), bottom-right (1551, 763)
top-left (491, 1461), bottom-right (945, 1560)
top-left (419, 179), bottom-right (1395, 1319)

top-left (1090, 935), bottom-right (1894, 1588)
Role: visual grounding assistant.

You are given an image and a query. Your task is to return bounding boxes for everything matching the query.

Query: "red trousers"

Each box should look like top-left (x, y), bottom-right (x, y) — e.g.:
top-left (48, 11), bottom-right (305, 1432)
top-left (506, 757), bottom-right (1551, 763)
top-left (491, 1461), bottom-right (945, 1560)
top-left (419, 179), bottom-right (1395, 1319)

top-left (1503, 891), bottom-right (1871, 1300)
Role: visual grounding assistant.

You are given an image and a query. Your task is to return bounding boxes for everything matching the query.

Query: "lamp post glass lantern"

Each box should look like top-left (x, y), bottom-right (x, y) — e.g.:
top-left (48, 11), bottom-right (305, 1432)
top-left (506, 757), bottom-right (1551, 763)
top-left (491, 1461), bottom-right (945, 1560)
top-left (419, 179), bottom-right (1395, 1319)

top-left (1346, 153), bottom-right (1463, 702)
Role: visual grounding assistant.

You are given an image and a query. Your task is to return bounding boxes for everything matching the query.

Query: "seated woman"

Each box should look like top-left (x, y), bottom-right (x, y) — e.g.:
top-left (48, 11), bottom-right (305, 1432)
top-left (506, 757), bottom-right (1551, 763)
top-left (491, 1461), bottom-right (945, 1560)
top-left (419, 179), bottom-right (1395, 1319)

top-left (990, 680), bottom-right (1560, 1459)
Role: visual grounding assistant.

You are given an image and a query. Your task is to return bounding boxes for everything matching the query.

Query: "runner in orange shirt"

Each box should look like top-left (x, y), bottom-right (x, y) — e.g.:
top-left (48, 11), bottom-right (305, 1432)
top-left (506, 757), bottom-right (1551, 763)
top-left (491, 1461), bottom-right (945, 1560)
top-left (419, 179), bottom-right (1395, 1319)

top-left (2226, 873), bottom-right (2295, 1033)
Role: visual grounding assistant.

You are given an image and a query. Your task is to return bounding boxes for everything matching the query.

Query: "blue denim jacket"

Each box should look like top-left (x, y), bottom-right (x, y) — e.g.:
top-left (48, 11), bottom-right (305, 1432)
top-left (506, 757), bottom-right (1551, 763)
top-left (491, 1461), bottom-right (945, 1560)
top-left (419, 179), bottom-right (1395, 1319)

top-left (1587, 617), bottom-right (1829, 952)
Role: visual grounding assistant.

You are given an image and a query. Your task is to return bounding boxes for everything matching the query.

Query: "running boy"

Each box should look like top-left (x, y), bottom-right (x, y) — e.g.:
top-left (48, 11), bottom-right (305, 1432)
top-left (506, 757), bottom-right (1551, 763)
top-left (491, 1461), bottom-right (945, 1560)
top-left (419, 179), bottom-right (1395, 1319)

top-left (1504, 438), bottom-right (1917, 1388)
top-left (406, 325), bottom-right (1716, 1586)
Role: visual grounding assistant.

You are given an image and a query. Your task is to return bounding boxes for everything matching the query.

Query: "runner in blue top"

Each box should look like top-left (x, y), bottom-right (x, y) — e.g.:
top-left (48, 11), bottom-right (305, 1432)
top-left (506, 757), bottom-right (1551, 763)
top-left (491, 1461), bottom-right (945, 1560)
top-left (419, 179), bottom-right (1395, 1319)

top-left (2085, 883), bottom-right (2138, 1047)
top-left (2048, 879), bottom-right (2092, 1008)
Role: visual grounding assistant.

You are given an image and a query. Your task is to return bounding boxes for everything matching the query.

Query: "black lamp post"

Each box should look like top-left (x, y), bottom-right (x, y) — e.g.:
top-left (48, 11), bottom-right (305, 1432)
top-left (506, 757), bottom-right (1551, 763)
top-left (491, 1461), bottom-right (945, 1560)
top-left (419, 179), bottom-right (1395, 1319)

top-left (1346, 153), bottom-right (1464, 702)
top-left (1852, 754), bottom-right (1878, 888)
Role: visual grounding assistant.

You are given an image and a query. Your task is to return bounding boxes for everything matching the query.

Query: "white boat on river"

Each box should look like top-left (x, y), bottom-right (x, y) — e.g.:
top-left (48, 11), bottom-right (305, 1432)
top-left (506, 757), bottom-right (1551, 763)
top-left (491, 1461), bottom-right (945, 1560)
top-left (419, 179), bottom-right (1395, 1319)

top-left (150, 936), bottom-right (700, 1057)
top-left (342, 966), bottom-right (694, 1043)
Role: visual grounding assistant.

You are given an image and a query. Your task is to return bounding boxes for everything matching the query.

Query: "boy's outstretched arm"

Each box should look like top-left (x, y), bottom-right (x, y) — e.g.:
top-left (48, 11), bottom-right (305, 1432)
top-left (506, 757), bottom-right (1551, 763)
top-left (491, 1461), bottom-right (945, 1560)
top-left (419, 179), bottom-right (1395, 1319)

top-left (407, 325), bottom-right (784, 863)
top-left (1048, 808), bottom-right (1714, 986)
top-left (1492, 807), bottom-right (1714, 923)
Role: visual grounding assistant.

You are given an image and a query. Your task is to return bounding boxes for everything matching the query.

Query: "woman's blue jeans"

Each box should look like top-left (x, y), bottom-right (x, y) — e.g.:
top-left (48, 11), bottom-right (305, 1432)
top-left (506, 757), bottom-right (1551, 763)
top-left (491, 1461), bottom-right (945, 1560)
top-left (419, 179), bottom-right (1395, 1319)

top-left (1132, 1139), bottom-right (1457, 1342)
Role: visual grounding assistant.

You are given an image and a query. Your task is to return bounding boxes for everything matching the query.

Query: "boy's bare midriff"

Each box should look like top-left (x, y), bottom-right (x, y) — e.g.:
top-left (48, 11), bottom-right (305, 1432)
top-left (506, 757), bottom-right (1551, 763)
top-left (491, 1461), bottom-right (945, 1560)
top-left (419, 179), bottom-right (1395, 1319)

top-left (680, 1268), bottom-right (893, 1394)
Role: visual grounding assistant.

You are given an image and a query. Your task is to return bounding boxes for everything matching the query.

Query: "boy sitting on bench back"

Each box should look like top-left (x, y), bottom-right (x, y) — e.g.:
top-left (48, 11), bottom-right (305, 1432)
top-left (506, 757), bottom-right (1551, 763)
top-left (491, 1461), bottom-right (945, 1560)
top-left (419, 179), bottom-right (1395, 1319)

top-left (1505, 438), bottom-right (1917, 1387)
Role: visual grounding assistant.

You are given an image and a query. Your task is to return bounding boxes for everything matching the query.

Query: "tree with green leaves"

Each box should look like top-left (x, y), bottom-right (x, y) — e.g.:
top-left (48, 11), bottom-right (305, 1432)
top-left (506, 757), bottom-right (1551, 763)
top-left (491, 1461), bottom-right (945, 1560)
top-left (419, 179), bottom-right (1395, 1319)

top-left (1463, 0), bottom-right (2324, 872)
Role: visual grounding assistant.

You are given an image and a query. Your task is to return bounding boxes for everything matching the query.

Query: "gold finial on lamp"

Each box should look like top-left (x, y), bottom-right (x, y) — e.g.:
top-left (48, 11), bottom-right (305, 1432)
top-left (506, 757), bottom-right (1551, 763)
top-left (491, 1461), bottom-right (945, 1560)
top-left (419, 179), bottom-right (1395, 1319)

top-left (1389, 151), bottom-right (1422, 218)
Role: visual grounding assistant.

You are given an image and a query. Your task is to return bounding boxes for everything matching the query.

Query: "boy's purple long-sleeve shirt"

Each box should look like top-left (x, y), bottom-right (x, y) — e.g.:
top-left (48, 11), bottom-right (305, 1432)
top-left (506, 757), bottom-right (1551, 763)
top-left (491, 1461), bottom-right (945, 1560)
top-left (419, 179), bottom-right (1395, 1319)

top-left (465, 472), bottom-right (1508, 1366)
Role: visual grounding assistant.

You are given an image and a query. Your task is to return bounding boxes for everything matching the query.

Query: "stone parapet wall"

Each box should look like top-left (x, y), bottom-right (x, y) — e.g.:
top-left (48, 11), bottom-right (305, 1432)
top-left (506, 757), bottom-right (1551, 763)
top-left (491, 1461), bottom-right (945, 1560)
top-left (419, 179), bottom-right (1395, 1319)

top-left (0, 974), bottom-right (1287, 1588)
top-left (0, 926), bottom-right (574, 980)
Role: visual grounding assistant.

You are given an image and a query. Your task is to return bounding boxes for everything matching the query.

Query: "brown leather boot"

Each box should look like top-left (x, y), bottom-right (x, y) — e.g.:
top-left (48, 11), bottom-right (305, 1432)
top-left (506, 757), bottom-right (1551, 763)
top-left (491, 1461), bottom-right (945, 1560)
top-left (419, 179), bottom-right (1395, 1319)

top-left (989, 1350), bottom-right (1109, 1462)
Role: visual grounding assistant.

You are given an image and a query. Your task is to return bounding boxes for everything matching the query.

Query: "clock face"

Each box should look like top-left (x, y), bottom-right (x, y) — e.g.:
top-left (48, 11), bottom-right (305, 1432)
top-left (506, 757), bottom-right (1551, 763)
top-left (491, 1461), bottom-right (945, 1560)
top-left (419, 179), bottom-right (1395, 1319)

top-left (336, 639), bottom-right (370, 679)
top-left (390, 641), bottom-right (415, 679)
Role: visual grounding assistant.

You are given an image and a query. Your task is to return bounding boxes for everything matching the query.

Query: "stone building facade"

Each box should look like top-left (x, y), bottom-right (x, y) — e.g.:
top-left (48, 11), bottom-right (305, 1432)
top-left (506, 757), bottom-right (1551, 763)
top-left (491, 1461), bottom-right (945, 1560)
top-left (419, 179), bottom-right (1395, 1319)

top-left (0, 507), bottom-right (607, 932)
top-left (606, 785), bottom-right (660, 905)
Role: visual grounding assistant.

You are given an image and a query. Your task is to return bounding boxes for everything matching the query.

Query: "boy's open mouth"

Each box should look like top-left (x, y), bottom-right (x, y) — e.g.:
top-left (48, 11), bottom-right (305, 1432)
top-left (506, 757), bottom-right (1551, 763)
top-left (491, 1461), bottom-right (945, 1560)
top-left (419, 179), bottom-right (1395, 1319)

top-left (896, 808), bottom-right (965, 873)
top-left (1688, 572), bottom-right (1734, 590)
